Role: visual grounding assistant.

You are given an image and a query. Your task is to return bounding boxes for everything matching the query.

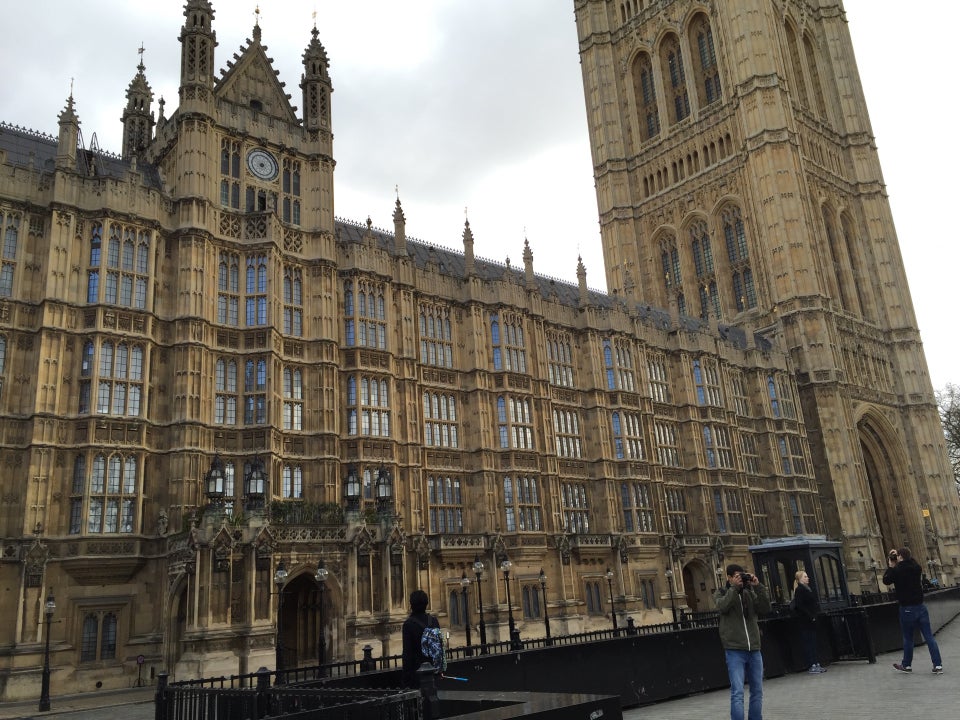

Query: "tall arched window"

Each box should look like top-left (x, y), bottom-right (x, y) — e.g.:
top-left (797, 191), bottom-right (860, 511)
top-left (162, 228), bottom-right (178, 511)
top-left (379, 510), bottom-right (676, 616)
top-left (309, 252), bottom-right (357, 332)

top-left (802, 33), bottom-right (827, 118)
top-left (632, 51), bottom-right (660, 142)
top-left (659, 233), bottom-right (686, 315)
top-left (660, 34), bottom-right (690, 123)
top-left (722, 205), bottom-right (756, 311)
top-left (785, 21), bottom-right (809, 108)
top-left (690, 219), bottom-right (719, 319)
top-left (690, 13), bottom-right (721, 107)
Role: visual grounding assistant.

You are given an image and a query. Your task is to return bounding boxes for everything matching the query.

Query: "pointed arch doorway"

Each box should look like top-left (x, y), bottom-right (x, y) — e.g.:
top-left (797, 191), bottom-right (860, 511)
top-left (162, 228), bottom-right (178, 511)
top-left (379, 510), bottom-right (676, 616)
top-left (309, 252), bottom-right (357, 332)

top-left (858, 416), bottom-right (907, 553)
top-left (279, 572), bottom-right (330, 669)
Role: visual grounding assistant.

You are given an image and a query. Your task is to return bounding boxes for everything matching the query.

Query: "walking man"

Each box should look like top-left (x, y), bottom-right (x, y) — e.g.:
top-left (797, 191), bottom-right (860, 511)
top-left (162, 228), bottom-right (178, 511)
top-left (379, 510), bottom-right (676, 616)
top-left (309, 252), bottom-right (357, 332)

top-left (714, 563), bottom-right (771, 720)
top-left (883, 546), bottom-right (943, 674)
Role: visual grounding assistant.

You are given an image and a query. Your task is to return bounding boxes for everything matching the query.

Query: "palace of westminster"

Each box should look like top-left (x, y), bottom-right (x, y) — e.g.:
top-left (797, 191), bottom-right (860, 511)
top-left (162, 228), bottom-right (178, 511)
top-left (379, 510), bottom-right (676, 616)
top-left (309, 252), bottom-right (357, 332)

top-left (0, 0), bottom-right (957, 700)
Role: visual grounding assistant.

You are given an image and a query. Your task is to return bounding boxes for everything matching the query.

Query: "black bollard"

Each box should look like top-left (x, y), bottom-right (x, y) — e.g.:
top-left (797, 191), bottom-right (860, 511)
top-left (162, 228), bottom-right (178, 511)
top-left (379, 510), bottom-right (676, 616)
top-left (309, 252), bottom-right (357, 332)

top-left (417, 661), bottom-right (440, 720)
top-left (154, 672), bottom-right (168, 720)
top-left (359, 644), bottom-right (376, 672)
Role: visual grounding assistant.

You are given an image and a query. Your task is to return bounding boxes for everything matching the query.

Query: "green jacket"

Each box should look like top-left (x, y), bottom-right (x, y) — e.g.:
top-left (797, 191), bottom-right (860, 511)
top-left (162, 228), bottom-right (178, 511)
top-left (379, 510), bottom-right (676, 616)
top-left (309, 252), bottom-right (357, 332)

top-left (713, 582), bottom-right (771, 651)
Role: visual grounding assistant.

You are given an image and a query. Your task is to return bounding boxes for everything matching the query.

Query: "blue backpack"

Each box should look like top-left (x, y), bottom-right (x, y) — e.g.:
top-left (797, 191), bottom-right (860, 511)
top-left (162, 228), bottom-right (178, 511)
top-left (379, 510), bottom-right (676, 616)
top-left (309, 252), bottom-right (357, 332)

top-left (416, 617), bottom-right (446, 672)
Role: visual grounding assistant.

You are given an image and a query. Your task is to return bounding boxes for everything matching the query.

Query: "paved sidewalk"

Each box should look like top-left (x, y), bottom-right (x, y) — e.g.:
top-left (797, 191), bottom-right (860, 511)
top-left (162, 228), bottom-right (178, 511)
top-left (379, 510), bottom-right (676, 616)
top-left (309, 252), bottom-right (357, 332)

top-left (0, 685), bottom-right (154, 720)
top-left (625, 615), bottom-right (960, 720)
top-left (3, 618), bottom-right (958, 720)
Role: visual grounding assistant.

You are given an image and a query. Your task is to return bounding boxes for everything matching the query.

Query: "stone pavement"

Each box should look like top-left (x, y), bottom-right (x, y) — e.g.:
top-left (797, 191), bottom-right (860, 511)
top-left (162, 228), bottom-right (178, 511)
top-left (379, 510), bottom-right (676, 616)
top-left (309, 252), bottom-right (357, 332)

top-left (2, 617), bottom-right (957, 720)
top-left (624, 614), bottom-right (960, 720)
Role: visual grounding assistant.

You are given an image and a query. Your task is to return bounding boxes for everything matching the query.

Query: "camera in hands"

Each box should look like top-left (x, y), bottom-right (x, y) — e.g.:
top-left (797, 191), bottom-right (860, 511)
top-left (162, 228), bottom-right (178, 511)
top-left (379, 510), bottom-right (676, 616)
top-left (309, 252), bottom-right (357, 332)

top-left (740, 572), bottom-right (754, 583)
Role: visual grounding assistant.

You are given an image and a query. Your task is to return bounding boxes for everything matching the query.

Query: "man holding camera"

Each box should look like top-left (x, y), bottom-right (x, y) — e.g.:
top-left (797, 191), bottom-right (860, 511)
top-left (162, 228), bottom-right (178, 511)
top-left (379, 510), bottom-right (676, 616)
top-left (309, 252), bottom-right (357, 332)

top-left (715, 563), bottom-right (771, 720)
top-left (883, 547), bottom-right (944, 674)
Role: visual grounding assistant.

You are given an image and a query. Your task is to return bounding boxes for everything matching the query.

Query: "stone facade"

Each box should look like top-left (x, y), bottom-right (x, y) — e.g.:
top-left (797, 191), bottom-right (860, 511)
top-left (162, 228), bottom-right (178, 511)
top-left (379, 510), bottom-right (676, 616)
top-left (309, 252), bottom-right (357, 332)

top-left (0, 0), bottom-right (955, 702)
top-left (575, 0), bottom-right (957, 589)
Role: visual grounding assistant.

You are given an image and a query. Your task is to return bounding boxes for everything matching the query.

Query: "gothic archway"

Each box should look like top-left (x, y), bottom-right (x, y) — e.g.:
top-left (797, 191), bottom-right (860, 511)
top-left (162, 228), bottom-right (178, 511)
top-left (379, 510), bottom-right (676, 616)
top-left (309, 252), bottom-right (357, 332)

top-left (165, 577), bottom-right (188, 678)
top-left (280, 571), bottom-right (324, 669)
top-left (681, 559), bottom-right (712, 613)
top-left (857, 412), bottom-right (908, 553)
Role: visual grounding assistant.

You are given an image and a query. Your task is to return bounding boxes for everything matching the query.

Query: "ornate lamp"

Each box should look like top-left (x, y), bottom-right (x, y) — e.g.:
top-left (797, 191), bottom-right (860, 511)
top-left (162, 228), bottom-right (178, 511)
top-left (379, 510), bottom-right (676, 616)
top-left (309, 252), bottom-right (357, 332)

top-left (343, 465), bottom-right (361, 512)
top-left (205, 454), bottom-right (226, 502)
top-left (375, 464), bottom-right (393, 513)
top-left (244, 455), bottom-right (267, 510)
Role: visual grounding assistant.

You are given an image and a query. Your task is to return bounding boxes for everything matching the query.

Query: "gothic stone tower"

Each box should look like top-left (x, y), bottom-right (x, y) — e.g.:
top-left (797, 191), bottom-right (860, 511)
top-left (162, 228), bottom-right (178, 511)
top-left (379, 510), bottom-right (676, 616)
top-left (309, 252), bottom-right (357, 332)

top-left (574, 0), bottom-right (959, 579)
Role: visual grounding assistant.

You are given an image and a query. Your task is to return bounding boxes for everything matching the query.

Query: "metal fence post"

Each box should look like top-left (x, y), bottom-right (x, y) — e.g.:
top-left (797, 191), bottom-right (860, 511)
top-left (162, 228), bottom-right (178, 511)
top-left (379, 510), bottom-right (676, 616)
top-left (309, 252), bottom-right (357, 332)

top-left (154, 672), bottom-right (168, 720)
top-left (256, 666), bottom-right (271, 718)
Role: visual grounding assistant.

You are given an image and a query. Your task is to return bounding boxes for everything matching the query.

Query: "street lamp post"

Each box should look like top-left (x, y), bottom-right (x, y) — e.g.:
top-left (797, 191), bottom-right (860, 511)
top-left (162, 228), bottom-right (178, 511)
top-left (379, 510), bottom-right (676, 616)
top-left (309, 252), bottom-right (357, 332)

top-left (315, 562), bottom-right (328, 670)
top-left (460, 572), bottom-right (473, 655)
top-left (38, 593), bottom-right (55, 712)
top-left (501, 560), bottom-right (522, 650)
top-left (538, 568), bottom-right (551, 645)
top-left (605, 568), bottom-right (618, 634)
top-left (274, 561), bottom-right (288, 678)
top-left (473, 555), bottom-right (488, 653)
top-left (665, 568), bottom-right (678, 630)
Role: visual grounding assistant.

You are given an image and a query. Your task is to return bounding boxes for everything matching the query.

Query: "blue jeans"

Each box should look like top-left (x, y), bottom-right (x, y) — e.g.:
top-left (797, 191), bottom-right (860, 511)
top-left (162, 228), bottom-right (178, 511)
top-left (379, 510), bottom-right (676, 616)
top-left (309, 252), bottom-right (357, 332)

top-left (725, 649), bottom-right (763, 720)
top-left (900, 604), bottom-right (942, 668)
top-left (800, 621), bottom-right (818, 668)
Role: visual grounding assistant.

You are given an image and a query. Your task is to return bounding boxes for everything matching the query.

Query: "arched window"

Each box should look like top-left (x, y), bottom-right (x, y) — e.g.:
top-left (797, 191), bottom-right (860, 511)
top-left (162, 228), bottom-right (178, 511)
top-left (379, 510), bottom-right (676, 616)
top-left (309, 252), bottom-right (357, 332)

top-left (631, 51), bottom-right (660, 142)
top-left (785, 21), bottom-right (809, 108)
top-left (660, 34), bottom-right (690, 123)
top-left (802, 33), bottom-right (827, 117)
top-left (690, 14), bottom-right (721, 107)
top-left (722, 205), bottom-right (756, 311)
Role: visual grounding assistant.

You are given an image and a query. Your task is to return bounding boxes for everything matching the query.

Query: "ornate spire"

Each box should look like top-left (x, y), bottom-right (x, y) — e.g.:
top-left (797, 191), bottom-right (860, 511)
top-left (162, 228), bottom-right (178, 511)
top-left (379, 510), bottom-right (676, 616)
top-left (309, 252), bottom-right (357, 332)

top-left (121, 45), bottom-right (155, 160)
top-left (577, 255), bottom-right (589, 307)
top-left (462, 218), bottom-right (475, 277)
top-left (179, 0), bottom-right (217, 101)
top-left (523, 236), bottom-right (535, 290)
top-left (56, 92), bottom-right (80, 170)
top-left (301, 16), bottom-right (331, 131)
top-left (393, 195), bottom-right (407, 255)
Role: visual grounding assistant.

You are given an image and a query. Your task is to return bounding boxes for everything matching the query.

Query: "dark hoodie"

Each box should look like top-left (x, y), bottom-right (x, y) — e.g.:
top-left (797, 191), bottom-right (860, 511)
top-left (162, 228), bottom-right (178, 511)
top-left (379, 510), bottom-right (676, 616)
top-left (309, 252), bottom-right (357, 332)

top-left (883, 557), bottom-right (924, 606)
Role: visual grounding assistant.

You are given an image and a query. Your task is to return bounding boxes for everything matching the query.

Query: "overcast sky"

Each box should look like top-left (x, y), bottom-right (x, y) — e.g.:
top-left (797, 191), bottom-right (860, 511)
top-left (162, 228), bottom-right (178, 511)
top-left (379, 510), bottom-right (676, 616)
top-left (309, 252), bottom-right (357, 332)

top-left (0, 1), bottom-right (954, 389)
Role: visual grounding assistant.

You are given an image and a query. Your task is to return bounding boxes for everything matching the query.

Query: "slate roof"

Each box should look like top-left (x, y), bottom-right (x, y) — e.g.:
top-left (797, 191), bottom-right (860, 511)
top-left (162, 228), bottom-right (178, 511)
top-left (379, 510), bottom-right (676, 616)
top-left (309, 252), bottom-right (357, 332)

top-left (0, 121), bottom-right (162, 189)
top-left (333, 217), bottom-right (772, 353)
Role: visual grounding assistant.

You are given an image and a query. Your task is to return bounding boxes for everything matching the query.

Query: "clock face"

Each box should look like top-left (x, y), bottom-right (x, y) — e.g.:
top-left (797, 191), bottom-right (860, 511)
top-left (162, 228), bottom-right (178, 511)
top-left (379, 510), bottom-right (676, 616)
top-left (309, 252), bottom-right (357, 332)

top-left (247, 148), bottom-right (279, 181)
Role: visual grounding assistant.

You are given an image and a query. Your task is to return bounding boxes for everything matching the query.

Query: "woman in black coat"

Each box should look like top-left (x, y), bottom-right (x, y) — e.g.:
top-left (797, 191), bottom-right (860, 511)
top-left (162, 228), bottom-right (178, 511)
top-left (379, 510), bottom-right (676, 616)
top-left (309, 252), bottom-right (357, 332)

top-left (792, 570), bottom-right (826, 673)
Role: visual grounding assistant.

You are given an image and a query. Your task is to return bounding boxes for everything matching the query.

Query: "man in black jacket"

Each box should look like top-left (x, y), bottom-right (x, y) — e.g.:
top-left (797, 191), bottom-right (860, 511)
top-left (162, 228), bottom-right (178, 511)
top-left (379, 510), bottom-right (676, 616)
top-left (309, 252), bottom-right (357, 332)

top-left (883, 546), bottom-right (943, 674)
top-left (401, 589), bottom-right (440, 688)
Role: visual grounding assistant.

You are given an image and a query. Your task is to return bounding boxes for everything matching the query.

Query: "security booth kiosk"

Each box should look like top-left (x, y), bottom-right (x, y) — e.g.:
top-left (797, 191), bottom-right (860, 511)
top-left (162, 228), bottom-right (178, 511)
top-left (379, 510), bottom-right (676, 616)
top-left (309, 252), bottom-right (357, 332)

top-left (749, 536), bottom-right (851, 611)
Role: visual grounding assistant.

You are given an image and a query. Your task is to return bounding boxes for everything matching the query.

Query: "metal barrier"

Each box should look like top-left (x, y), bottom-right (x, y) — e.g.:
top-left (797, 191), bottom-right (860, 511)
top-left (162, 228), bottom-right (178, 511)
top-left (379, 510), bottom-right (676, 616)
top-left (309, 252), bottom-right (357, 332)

top-left (156, 672), bottom-right (419, 720)
top-left (157, 587), bottom-right (959, 718)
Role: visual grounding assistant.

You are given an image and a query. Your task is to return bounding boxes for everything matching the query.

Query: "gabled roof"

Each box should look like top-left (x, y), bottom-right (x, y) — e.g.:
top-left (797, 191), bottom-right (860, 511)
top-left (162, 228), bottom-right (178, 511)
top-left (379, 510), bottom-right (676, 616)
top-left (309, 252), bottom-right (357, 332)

top-left (214, 29), bottom-right (298, 124)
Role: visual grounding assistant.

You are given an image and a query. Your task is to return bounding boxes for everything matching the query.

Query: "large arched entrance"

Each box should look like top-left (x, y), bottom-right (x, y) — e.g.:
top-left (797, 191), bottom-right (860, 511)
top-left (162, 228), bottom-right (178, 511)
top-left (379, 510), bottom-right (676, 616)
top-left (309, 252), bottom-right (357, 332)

top-left (682, 559), bottom-right (713, 613)
top-left (279, 572), bottom-right (325, 669)
top-left (165, 579), bottom-right (188, 677)
top-left (858, 414), bottom-right (908, 552)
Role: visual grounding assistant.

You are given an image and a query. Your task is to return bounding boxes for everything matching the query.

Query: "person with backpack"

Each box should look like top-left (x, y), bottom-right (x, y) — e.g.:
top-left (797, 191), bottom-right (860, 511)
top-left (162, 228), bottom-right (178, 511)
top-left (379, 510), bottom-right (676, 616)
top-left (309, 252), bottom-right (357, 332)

top-left (401, 589), bottom-right (444, 688)
top-left (791, 570), bottom-right (826, 673)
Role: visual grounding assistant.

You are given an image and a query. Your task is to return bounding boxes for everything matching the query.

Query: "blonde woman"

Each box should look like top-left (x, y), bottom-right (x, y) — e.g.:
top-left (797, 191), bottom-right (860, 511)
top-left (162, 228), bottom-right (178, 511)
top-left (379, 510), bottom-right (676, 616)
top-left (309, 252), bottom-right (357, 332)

top-left (792, 571), bottom-right (826, 673)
